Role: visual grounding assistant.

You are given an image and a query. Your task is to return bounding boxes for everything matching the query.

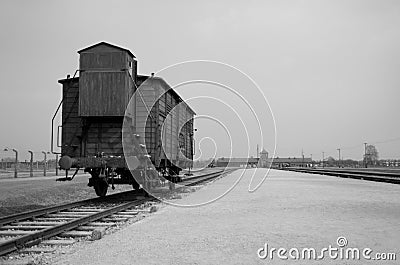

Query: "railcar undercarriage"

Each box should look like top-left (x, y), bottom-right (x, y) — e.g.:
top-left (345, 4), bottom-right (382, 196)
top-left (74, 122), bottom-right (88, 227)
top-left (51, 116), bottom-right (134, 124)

top-left (58, 155), bottom-right (183, 196)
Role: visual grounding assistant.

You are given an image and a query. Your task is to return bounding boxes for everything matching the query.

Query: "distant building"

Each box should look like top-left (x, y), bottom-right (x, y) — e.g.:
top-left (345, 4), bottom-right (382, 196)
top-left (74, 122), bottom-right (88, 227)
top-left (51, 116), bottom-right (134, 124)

top-left (379, 159), bottom-right (400, 167)
top-left (216, 147), bottom-right (313, 168)
top-left (257, 148), bottom-right (313, 168)
top-left (258, 149), bottom-right (269, 168)
top-left (267, 157), bottom-right (313, 168)
top-left (216, 157), bottom-right (259, 168)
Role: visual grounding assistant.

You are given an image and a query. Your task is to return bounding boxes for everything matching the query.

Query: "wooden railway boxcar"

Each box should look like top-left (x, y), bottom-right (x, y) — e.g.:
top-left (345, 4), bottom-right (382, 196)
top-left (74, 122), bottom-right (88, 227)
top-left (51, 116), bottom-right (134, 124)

top-left (54, 42), bottom-right (195, 196)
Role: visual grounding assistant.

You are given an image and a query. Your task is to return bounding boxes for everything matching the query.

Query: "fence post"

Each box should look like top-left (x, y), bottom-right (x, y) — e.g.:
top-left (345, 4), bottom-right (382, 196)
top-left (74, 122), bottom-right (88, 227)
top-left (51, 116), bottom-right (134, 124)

top-left (42, 151), bottom-right (47, 176)
top-left (55, 154), bottom-right (59, 176)
top-left (13, 149), bottom-right (18, 178)
top-left (28, 151), bottom-right (34, 177)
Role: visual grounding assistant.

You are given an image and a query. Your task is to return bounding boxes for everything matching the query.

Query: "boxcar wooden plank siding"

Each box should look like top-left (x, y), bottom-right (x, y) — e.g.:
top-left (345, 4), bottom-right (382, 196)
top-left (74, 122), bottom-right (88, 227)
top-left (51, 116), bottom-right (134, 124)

top-left (135, 84), bottom-right (157, 146)
top-left (79, 72), bottom-right (130, 116)
top-left (80, 52), bottom-right (126, 70)
top-left (171, 108), bottom-right (178, 161)
top-left (86, 134), bottom-right (121, 143)
top-left (134, 77), bottom-right (195, 168)
top-left (83, 119), bottom-right (124, 156)
top-left (60, 78), bottom-right (82, 158)
top-left (86, 134), bottom-right (121, 144)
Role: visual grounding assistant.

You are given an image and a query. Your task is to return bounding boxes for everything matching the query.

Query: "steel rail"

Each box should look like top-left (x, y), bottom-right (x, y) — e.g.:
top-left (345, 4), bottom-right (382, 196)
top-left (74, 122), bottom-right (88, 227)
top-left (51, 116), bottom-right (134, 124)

top-left (0, 190), bottom-right (139, 227)
top-left (182, 168), bottom-right (237, 186)
top-left (296, 168), bottom-right (400, 178)
top-left (282, 168), bottom-right (400, 184)
top-left (0, 198), bottom-right (151, 256)
top-left (181, 169), bottom-right (225, 182)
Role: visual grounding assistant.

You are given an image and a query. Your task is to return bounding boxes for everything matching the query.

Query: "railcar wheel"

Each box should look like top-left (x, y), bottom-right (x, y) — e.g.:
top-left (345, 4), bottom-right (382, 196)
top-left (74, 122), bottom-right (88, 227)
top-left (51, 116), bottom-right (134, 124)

top-left (132, 181), bottom-right (140, 190)
top-left (94, 179), bottom-right (108, 197)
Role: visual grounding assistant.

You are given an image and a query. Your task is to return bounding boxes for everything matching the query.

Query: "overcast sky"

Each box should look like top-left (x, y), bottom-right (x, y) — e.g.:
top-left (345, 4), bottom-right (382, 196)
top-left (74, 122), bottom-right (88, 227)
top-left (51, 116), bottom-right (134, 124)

top-left (0, 0), bottom-right (399, 161)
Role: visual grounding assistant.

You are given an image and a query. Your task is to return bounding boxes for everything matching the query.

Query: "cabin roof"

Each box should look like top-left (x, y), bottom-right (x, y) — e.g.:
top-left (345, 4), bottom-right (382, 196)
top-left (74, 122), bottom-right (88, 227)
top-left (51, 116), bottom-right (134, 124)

top-left (78, 41), bottom-right (135, 58)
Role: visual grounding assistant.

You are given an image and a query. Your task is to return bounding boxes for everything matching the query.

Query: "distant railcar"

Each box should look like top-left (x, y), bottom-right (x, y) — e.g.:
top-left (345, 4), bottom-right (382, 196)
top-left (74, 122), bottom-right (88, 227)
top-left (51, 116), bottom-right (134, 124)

top-left (53, 42), bottom-right (195, 196)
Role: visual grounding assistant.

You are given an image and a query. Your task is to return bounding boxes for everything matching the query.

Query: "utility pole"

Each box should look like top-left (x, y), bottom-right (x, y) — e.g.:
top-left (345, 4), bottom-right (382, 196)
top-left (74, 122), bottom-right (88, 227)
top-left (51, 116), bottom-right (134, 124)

top-left (301, 148), bottom-right (304, 167)
top-left (337, 148), bottom-right (341, 168)
top-left (322, 151), bottom-right (325, 168)
top-left (310, 154), bottom-right (313, 167)
top-left (364, 142), bottom-right (368, 168)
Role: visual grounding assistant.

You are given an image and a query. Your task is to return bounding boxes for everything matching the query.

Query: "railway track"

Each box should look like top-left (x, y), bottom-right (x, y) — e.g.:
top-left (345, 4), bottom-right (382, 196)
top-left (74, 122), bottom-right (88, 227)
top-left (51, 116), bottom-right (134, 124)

top-left (0, 168), bottom-right (235, 257)
top-left (281, 167), bottom-right (400, 184)
top-left (180, 168), bottom-right (237, 186)
top-left (0, 190), bottom-right (153, 256)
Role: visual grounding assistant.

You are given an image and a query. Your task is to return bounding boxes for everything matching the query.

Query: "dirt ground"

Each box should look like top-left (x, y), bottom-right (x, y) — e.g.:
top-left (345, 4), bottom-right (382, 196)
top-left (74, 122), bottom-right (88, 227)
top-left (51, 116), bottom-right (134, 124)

top-left (0, 169), bottom-right (63, 179)
top-left (0, 174), bottom-right (132, 217)
top-left (49, 169), bottom-right (399, 265)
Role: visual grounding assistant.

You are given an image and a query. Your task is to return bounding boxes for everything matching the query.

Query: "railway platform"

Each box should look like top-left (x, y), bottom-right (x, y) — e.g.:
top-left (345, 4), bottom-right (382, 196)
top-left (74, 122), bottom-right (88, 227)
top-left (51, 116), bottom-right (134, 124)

top-left (52, 169), bottom-right (399, 264)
